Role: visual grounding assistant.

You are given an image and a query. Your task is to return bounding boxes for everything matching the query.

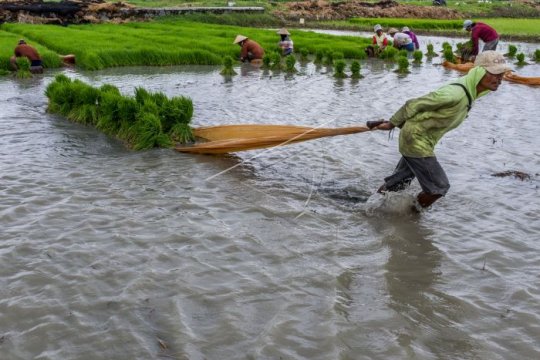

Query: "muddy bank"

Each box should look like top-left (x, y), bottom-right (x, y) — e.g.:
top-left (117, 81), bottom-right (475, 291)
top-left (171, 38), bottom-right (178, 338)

top-left (274, 0), bottom-right (461, 21)
top-left (0, 0), bottom-right (264, 24)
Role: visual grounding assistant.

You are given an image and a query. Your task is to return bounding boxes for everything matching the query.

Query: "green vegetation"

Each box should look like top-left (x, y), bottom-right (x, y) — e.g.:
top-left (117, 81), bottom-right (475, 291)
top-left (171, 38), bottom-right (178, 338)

top-left (350, 60), bottom-right (362, 79)
top-left (0, 30), bottom-right (62, 71)
top-left (413, 50), bottom-right (423, 64)
top-left (45, 74), bottom-right (194, 149)
top-left (443, 48), bottom-right (456, 63)
top-left (333, 60), bottom-right (346, 78)
top-left (285, 55), bottom-right (297, 73)
top-left (300, 48), bottom-right (309, 61)
top-left (314, 50), bottom-right (324, 64)
top-left (0, 20), bottom-right (369, 71)
top-left (15, 57), bottom-right (32, 78)
top-left (515, 53), bottom-right (527, 66)
top-left (505, 44), bottom-right (517, 58)
top-left (425, 43), bottom-right (437, 57)
top-left (396, 56), bottom-right (410, 74)
top-left (220, 56), bottom-right (237, 76)
top-left (534, 49), bottom-right (540, 62)
top-left (270, 52), bottom-right (282, 70)
top-left (379, 46), bottom-right (398, 61)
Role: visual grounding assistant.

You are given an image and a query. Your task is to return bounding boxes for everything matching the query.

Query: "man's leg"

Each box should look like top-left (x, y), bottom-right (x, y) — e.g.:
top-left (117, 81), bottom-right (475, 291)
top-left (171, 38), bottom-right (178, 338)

top-left (378, 157), bottom-right (416, 193)
top-left (10, 56), bottom-right (18, 70)
top-left (403, 156), bottom-right (450, 208)
top-left (482, 39), bottom-right (498, 52)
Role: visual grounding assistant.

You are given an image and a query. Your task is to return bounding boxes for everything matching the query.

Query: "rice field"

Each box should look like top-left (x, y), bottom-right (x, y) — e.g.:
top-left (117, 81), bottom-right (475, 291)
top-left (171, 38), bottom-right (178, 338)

top-left (0, 30), bottom-right (62, 71)
top-left (0, 20), bottom-right (370, 71)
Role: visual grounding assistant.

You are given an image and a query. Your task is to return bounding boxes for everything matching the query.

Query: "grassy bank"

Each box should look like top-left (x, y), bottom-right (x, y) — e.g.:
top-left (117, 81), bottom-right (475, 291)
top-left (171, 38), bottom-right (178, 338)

top-left (45, 74), bottom-right (194, 149)
top-left (1, 19), bottom-right (370, 70)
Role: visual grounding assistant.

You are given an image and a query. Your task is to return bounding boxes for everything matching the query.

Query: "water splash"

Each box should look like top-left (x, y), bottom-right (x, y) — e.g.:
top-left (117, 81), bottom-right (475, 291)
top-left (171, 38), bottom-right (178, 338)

top-left (364, 191), bottom-right (418, 217)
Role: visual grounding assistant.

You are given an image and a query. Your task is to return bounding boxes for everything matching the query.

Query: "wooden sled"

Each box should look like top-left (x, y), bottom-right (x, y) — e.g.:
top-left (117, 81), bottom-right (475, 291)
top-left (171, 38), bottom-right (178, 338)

top-left (503, 72), bottom-right (540, 86)
top-left (175, 124), bottom-right (371, 155)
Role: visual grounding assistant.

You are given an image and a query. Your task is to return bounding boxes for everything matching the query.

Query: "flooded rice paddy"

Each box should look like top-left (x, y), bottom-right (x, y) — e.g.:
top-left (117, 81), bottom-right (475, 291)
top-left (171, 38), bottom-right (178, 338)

top-left (1, 34), bottom-right (539, 359)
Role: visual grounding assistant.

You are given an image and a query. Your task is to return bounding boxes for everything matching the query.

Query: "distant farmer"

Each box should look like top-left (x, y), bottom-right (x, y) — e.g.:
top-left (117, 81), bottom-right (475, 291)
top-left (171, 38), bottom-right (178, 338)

top-left (367, 51), bottom-right (510, 210)
top-left (365, 24), bottom-right (388, 57)
top-left (463, 20), bottom-right (499, 59)
top-left (11, 39), bottom-right (43, 74)
top-left (277, 28), bottom-right (294, 56)
top-left (387, 28), bottom-right (414, 52)
top-left (233, 35), bottom-right (264, 64)
top-left (401, 26), bottom-right (420, 50)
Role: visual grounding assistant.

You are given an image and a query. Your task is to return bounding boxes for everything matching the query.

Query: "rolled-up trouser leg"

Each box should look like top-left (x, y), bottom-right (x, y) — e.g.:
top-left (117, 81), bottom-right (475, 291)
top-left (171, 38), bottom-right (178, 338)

top-left (382, 157), bottom-right (416, 192)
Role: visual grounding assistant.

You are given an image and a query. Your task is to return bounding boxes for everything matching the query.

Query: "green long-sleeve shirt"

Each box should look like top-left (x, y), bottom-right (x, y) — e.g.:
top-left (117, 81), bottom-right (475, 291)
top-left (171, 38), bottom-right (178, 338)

top-left (390, 67), bottom-right (489, 157)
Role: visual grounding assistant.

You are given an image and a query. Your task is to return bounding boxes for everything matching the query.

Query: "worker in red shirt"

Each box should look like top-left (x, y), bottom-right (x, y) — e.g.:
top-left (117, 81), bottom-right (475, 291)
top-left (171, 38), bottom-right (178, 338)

top-left (463, 20), bottom-right (499, 60)
top-left (10, 39), bottom-right (43, 74)
top-left (233, 35), bottom-right (264, 64)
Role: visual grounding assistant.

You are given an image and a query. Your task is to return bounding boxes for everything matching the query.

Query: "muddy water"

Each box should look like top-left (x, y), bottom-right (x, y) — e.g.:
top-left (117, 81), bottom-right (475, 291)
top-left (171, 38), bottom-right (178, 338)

top-left (1, 37), bottom-right (539, 359)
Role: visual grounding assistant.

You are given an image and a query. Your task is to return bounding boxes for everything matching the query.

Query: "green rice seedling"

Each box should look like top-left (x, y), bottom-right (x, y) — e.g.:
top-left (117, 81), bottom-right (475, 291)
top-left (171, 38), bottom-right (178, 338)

top-left (128, 112), bottom-right (170, 150)
top-left (220, 56), bottom-right (237, 76)
top-left (413, 50), bottom-right (423, 64)
top-left (170, 122), bottom-right (195, 144)
top-left (395, 56), bottom-right (410, 74)
top-left (160, 96), bottom-right (194, 132)
top-left (333, 60), bottom-right (347, 78)
top-left (443, 48), bottom-right (456, 64)
top-left (332, 52), bottom-right (344, 61)
top-left (15, 57), bottom-right (32, 79)
top-left (285, 55), bottom-right (297, 73)
top-left (533, 49), bottom-right (540, 62)
top-left (323, 51), bottom-right (334, 66)
top-left (270, 52), bottom-right (282, 70)
top-left (379, 46), bottom-right (398, 61)
top-left (68, 104), bottom-right (98, 125)
top-left (441, 42), bottom-right (452, 52)
top-left (398, 49), bottom-right (408, 58)
top-left (262, 54), bottom-right (272, 68)
top-left (300, 48), bottom-right (309, 61)
top-left (505, 45), bottom-right (518, 58)
top-left (515, 53), bottom-right (528, 66)
top-left (314, 50), bottom-right (324, 64)
top-left (425, 43), bottom-right (437, 57)
top-left (0, 69), bottom-right (10, 76)
top-left (350, 60), bottom-right (362, 79)
top-left (100, 84), bottom-right (121, 96)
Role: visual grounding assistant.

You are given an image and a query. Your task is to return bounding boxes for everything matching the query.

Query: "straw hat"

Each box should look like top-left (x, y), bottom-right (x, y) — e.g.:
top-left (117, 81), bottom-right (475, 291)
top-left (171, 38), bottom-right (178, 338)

top-left (387, 28), bottom-right (398, 35)
top-left (233, 35), bottom-right (248, 44)
top-left (463, 19), bottom-right (473, 30)
top-left (474, 51), bottom-right (511, 74)
top-left (277, 28), bottom-right (290, 35)
top-left (401, 26), bottom-right (410, 32)
top-left (373, 24), bottom-right (382, 32)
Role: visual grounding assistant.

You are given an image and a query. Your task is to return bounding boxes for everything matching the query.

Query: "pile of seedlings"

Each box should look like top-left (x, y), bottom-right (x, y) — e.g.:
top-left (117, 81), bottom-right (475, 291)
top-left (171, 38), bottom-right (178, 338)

top-left (45, 74), bottom-right (194, 150)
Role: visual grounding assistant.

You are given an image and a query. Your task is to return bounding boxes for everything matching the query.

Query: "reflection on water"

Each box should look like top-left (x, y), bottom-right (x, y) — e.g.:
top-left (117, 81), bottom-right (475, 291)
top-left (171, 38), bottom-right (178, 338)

top-left (1, 34), bottom-right (539, 359)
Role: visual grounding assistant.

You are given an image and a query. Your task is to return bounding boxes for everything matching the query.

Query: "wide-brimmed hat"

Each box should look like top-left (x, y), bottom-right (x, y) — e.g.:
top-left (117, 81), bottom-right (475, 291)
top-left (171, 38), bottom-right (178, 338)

top-left (474, 51), bottom-right (511, 74)
top-left (277, 28), bottom-right (290, 35)
top-left (463, 19), bottom-right (473, 30)
top-left (387, 28), bottom-right (398, 35)
top-left (373, 24), bottom-right (382, 32)
top-left (401, 26), bottom-right (410, 32)
top-left (233, 35), bottom-right (248, 44)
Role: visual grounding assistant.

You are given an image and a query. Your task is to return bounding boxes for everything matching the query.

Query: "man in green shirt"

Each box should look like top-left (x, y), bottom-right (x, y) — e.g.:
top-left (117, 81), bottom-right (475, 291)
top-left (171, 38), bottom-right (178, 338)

top-left (368, 51), bottom-right (511, 210)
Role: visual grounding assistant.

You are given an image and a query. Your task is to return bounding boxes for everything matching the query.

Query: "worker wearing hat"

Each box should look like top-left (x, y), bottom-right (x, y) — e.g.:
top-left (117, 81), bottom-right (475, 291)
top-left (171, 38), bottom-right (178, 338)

top-left (277, 28), bottom-right (294, 56)
top-left (387, 28), bottom-right (414, 52)
top-left (463, 20), bottom-right (499, 59)
top-left (368, 51), bottom-right (511, 210)
top-left (364, 24), bottom-right (389, 57)
top-left (233, 35), bottom-right (265, 63)
top-left (10, 39), bottom-right (43, 74)
top-left (401, 26), bottom-right (420, 50)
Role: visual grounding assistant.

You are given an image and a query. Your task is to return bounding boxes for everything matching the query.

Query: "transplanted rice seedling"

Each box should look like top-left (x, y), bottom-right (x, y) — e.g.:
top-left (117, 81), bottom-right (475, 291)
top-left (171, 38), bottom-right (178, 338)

top-left (505, 45), bottom-right (518, 58)
top-left (262, 54), bottom-right (271, 68)
top-left (15, 57), bottom-right (32, 78)
top-left (413, 50), bottom-right (423, 64)
top-left (398, 49), bottom-right (408, 58)
top-left (441, 42), bottom-right (452, 52)
top-left (379, 46), bottom-right (398, 60)
top-left (300, 48), bottom-right (309, 61)
top-left (323, 51), bottom-right (334, 66)
top-left (270, 52), bottom-right (282, 70)
top-left (534, 49), bottom-right (540, 62)
top-left (515, 53), bottom-right (528, 66)
top-left (220, 56), bottom-right (237, 76)
top-left (45, 75), bottom-right (194, 150)
top-left (285, 55), bottom-right (297, 73)
top-left (314, 50), bottom-right (324, 64)
top-left (333, 60), bottom-right (347, 78)
top-left (0, 69), bottom-right (10, 76)
top-left (425, 43), bottom-right (437, 57)
top-left (443, 48), bottom-right (456, 64)
top-left (395, 56), bottom-right (410, 74)
top-left (350, 60), bottom-right (362, 79)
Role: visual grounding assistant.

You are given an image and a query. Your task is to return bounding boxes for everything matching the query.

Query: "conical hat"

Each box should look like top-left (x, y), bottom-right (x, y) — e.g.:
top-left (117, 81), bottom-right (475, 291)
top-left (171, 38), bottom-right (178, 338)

top-left (277, 28), bottom-right (290, 35)
top-left (233, 35), bottom-right (248, 44)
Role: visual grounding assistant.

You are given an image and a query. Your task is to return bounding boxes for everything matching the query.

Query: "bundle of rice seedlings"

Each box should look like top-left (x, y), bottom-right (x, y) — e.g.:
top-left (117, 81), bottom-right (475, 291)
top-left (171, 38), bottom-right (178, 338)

top-left (270, 52), bottom-right (282, 70)
top-left (534, 49), bottom-right (540, 62)
top-left (350, 60), bottom-right (362, 79)
top-left (425, 44), bottom-right (438, 57)
top-left (505, 45), bottom-right (518, 58)
top-left (443, 48), bottom-right (456, 64)
top-left (0, 69), bottom-right (10, 76)
top-left (300, 48), bottom-right (309, 61)
top-left (398, 49), bottom-right (408, 58)
top-left (323, 52), bottom-right (334, 66)
top-left (441, 42), bottom-right (452, 52)
top-left (170, 122), bottom-right (195, 144)
top-left (160, 96), bottom-right (194, 132)
top-left (413, 50), bottom-right (423, 64)
top-left (128, 112), bottom-right (171, 150)
top-left (379, 46), bottom-right (398, 60)
top-left (516, 53), bottom-right (528, 66)
top-left (220, 56), bottom-right (237, 76)
top-left (15, 57), bottom-right (32, 79)
top-left (314, 50), bottom-right (324, 64)
top-left (333, 60), bottom-right (347, 78)
top-left (395, 56), bottom-right (410, 74)
top-left (285, 55), bottom-right (297, 73)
